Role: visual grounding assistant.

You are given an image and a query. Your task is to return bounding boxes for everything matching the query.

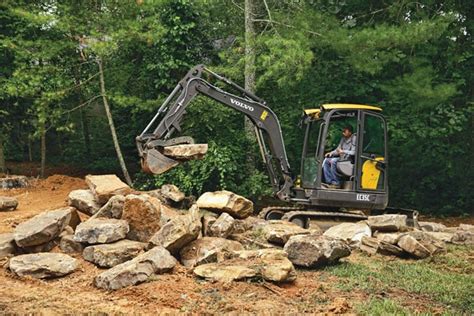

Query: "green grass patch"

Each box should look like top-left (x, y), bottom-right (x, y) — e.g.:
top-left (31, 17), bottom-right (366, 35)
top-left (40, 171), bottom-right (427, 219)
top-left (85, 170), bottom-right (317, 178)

top-left (356, 298), bottom-right (411, 315)
top-left (324, 245), bottom-right (474, 313)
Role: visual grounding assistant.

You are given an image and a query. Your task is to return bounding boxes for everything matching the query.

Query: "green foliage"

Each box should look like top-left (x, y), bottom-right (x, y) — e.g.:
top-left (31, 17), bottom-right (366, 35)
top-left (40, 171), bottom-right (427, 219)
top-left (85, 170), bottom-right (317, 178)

top-left (0, 0), bottom-right (472, 214)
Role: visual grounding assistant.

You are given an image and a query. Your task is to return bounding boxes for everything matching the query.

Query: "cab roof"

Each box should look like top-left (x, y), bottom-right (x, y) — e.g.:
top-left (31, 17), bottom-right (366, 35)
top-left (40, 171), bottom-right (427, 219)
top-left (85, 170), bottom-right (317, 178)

top-left (304, 103), bottom-right (382, 117)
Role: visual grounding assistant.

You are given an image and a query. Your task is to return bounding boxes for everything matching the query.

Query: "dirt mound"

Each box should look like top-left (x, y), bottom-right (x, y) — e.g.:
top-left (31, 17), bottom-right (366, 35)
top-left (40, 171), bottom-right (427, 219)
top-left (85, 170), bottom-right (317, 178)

top-left (0, 175), bottom-right (86, 234)
top-left (36, 175), bottom-right (85, 192)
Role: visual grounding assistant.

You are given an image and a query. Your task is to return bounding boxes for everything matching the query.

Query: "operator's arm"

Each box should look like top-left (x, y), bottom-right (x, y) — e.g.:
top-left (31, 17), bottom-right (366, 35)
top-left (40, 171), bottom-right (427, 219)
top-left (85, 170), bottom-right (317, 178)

top-left (327, 138), bottom-right (343, 157)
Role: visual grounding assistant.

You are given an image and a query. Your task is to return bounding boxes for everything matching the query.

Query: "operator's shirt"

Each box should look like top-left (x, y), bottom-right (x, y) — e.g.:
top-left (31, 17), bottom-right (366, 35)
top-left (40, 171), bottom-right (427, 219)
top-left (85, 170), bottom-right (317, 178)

top-left (330, 134), bottom-right (357, 160)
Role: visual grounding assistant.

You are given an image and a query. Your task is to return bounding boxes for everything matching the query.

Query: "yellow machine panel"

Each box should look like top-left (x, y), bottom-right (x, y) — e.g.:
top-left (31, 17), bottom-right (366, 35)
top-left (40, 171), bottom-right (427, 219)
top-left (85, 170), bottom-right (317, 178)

top-left (361, 157), bottom-right (384, 189)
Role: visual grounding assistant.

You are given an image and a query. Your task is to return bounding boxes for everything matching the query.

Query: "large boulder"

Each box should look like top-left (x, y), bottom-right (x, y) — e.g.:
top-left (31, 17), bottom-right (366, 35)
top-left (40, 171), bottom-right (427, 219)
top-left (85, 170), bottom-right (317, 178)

top-left (451, 229), bottom-right (474, 245)
top-left (397, 235), bottom-right (430, 259)
top-left (163, 144), bottom-right (208, 160)
top-left (179, 237), bottom-right (243, 268)
top-left (373, 232), bottom-right (402, 245)
top-left (368, 214), bottom-right (408, 232)
top-left (59, 235), bottom-right (84, 254)
top-left (196, 191), bottom-right (253, 219)
top-left (85, 174), bottom-right (132, 205)
top-left (160, 184), bottom-right (185, 203)
top-left (193, 264), bottom-right (256, 283)
top-left (94, 246), bottom-right (177, 290)
top-left (74, 218), bottom-right (129, 244)
top-left (360, 236), bottom-right (404, 257)
top-left (208, 213), bottom-right (235, 238)
top-left (258, 220), bottom-right (310, 245)
top-left (83, 240), bottom-right (147, 268)
top-left (419, 221), bottom-right (447, 232)
top-left (230, 249), bottom-right (297, 283)
top-left (9, 253), bottom-right (78, 279)
top-left (0, 233), bottom-right (16, 258)
top-left (14, 208), bottom-right (73, 247)
top-left (323, 222), bottom-right (371, 247)
top-left (121, 194), bottom-right (162, 242)
top-left (283, 234), bottom-right (351, 267)
top-left (90, 195), bottom-right (125, 220)
top-left (0, 196), bottom-right (18, 211)
top-left (194, 249), bottom-right (296, 283)
top-left (149, 205), bottom-right (202, 253)
top-left (67, 189), bottom-right (100, 215)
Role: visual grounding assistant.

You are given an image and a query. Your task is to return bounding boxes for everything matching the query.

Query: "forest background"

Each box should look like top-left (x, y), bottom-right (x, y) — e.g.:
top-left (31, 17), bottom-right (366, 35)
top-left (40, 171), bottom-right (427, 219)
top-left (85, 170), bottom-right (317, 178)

top-left (0, 0), bottom-right (472, 216)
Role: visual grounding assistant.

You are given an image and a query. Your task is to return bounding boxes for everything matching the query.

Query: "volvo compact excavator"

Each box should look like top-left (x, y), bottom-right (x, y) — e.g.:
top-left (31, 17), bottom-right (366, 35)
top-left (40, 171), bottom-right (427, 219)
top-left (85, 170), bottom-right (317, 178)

top-left (136, 65), bottom-right (418, 228)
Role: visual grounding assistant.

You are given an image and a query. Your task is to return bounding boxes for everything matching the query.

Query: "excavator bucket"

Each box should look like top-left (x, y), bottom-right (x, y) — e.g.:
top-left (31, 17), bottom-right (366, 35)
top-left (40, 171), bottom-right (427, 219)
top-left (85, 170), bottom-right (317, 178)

top-left (141, 148), bottom-right (180, 175)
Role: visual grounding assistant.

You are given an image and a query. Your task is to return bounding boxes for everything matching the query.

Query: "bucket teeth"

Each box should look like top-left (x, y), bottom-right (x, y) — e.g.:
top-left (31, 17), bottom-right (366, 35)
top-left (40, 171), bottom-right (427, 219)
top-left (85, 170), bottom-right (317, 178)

top-left (141, 148), bottom-right (180, 175)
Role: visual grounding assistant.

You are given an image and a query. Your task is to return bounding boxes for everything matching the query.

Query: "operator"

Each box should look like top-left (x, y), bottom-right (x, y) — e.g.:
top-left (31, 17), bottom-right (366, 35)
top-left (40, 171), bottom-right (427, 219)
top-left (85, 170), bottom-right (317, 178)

top-left (322, 125), bottom-right (356, 188)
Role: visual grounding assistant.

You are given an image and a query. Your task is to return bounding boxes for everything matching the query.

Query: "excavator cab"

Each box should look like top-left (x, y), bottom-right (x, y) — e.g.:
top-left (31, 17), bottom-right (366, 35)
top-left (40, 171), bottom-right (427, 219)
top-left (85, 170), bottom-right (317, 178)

top-left (296, 104), bottom-right (388, 210)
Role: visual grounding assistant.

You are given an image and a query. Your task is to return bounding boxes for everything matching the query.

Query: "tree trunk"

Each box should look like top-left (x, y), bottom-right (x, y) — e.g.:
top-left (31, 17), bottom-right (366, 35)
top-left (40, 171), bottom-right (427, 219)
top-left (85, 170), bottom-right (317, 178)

top-left (97, 58), bottom-right (133, 186)
top-left (28, 137), bottom-right (33, 162)
top-left (244, 0), bottom-right (257, 138)
top-left (80, 108), bottom-right (91, 156)
top-left (244, 0), bottom-right (257, 170)
top-left (40, 123), bottom-right (46, 178)
top-left (0, 133), bottom-right (5, 174)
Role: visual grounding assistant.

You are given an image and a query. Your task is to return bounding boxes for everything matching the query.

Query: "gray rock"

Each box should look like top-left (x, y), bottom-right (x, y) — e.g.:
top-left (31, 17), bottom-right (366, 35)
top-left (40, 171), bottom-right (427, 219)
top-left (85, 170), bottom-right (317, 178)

top-left (283, 234), bottom-right (351, 267)
top-left (160, 184), bottom-right (185, 202)
top-left (0, 196), bottom-right (18, 211)
top-left (90, 195), bottom-right (125, 219)
top-left (0, 176), bottom-right (28, 189)
top-left (21, 239), bottom-right (58, 254)
top-left (202, 214), bottom-right (217, 237)
top-left (85, 174), bottom-right (132, 205)
top-left (196, 190), bottom-right (253, 219)
top-left (193, 263), bottom-right (256, 282)
top-left (121, 194), bottom-right (161, 242)
top-left (194, 248), bottom-right (296, 283)
top-left (323, 222), bottom-right (371, 247)
top-left (163, 144), bottom-right (208, 160)
top-left (14, 208), bottom-right (73, 247)
top-left (397, 235), bottom-right (430, 259)
top-left (179, 237), bottom-right (243, 267)
top-left (259, 220), bottom-right (310, 245)
top-left (94, 246), bottom-right (177, 290)
top-left (68, 189), bottom-right (100, 215)
top-left (419, 221), bottom-right (447, 232)
top-left (406, 231), bottom-right (446, 255)
top-left (83, 240), bottom-right (147, 268)
top-left (9, 253), bottom-right (78, 278)
top-left (149, 205), bottom-right (202, 253)
top-left (425, 232), bottom-right (454, 243)
top-left (208, 213), bottom-right (235, 238)
top-left (360, 236), bottom-right (404, 257)
top-left (74, 218), bottom-right (129, 244)
top-left (0, 233), bottom-right (16, 258)
top-left (451, 229), bottom-right (474, 245)
top-left (368, 214), bottom-right (407, 232)
top-left (59, 235), bottom-right (84, 254)
top-left (374, 232), bottom-right (402, 244)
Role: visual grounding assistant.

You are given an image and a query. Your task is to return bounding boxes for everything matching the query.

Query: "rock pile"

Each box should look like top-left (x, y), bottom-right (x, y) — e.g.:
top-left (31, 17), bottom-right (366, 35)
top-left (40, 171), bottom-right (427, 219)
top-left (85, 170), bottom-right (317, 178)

top-left (1, 173), bottom-right (472, 291)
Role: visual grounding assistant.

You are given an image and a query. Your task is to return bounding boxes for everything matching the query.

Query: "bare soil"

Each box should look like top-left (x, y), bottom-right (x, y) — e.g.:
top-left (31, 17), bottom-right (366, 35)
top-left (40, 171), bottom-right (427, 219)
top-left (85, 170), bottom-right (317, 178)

top-left (0, 175), bottom-right (471, 314)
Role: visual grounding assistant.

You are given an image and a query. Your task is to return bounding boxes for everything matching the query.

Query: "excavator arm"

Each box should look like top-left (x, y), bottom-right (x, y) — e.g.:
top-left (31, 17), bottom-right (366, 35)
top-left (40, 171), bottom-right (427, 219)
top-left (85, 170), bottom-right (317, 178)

top-left (136, 65), bottom-right (293, 201)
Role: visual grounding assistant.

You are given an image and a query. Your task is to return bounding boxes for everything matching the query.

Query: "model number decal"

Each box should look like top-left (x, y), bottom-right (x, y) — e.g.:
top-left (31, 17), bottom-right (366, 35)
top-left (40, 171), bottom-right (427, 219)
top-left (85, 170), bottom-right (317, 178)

top-left (356, 194), bottom-right (370, 201)
top-left (231, 98), bottom-right (254, 112)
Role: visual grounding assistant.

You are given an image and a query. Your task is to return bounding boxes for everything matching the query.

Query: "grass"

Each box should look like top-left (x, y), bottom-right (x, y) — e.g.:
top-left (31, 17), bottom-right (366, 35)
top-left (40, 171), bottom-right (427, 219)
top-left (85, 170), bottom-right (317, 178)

top-left (356, 298), bottom-right (411, 315)
top-left (323, 245), bottom-right (474, 314)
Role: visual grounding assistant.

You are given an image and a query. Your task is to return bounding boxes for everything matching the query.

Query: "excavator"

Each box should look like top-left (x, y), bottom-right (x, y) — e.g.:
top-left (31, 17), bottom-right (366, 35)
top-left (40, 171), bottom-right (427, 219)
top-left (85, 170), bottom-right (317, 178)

top-left (136, 65), bottom-right (418, 229)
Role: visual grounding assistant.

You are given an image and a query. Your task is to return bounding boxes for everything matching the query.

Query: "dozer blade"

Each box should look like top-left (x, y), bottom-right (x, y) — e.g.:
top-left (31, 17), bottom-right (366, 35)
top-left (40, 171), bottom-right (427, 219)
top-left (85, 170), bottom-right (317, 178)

top-left (141, 148), bottom-right (180, 175)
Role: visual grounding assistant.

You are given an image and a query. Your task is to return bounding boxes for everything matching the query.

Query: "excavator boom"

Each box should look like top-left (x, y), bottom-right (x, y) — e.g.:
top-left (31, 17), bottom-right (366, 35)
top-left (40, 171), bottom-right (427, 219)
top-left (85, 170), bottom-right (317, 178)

top-left (136, 65), bottom-right (294, 201)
